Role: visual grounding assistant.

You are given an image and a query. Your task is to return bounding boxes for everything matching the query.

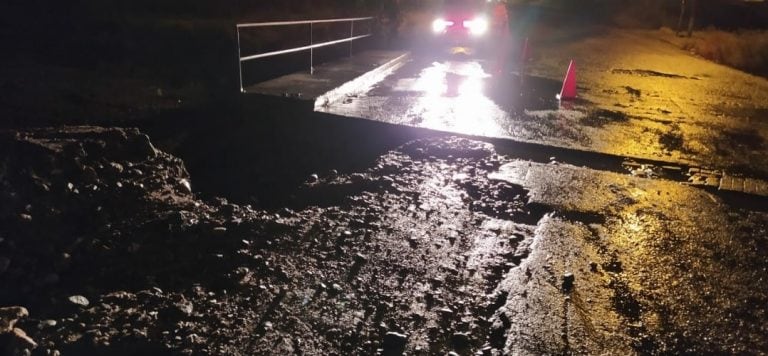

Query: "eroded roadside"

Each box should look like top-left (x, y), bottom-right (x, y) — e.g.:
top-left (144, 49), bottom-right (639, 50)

top-left (1, 129), bottom-right (766, 355)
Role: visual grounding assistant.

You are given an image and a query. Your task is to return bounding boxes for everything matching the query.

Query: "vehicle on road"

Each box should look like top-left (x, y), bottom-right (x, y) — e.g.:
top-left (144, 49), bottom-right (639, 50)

top-left (429, 0), bottom-right (508, 55)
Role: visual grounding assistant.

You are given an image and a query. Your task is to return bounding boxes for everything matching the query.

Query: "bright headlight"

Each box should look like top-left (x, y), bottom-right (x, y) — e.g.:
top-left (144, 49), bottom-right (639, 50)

top-left (463, 17), bottom-right (488, 36)
top-left (432, 18), bottom-right (453, 33)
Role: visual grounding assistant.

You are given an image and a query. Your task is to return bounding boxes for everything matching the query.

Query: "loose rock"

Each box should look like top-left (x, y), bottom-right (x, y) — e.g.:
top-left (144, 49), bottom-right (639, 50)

top-left (68, 295), bottom-right (90, 307)
top-left (0, 306), bottom-right (29, 332)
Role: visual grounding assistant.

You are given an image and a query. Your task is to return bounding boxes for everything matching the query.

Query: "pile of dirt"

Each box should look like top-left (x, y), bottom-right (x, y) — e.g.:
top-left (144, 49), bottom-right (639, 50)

top-left (0, 127), bottom-right (270, 355)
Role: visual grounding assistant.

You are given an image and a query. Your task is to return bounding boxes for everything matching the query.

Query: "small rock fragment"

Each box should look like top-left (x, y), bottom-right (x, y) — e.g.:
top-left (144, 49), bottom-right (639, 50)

top-left (68, 295), bottom-right (90, 307)
top-left (330, 283), bottom-right (343, 294)
top-left (12, 327), bottom-right (38, 349)
top-left (185, 333), bottom-right (201, 346)
top-left (178, 178), bottom-right (192, 194)
top-left (109, 162), bottom-right (124, 174)
top-left (37, 320), bottom-right (57, 330)
top-left (175, 302), bottom-right (194, 317)
top-left (350, 173), bottom-right (366, 183)
top-left (0, 306), bottom-right (29, 332)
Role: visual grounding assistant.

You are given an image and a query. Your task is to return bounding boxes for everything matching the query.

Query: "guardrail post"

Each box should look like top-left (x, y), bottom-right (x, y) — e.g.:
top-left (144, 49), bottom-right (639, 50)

top-left (310, 22), bottom-right (314, 75)
top-left (350, 21), bottom-right (354, 57)
top-left (236, 26), bottom-right (243, 93)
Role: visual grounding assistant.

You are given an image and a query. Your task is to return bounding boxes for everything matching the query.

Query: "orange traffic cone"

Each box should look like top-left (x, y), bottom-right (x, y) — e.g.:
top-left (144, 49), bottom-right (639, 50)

top-left (556, 60), bottom-right (577, 101)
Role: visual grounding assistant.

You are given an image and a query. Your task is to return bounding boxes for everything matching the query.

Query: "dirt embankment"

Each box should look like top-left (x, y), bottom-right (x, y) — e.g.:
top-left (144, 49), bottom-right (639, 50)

top-left (657, 27), bottom-right (768, 78)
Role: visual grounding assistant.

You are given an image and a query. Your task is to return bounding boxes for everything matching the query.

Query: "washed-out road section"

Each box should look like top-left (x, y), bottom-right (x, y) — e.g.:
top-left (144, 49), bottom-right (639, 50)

top-left (1, 129), bottom-right (765, 355)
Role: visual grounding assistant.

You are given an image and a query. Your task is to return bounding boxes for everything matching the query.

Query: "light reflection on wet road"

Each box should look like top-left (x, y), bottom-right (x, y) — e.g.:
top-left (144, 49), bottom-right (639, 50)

top-left (320, 50), bottom-right (768, 177)
top-left (318, 53), bottom-right (632, 163)
top-left (402, 60), bottom-right (506, 136)
top-left (319, 55), bottom-right (561, 139)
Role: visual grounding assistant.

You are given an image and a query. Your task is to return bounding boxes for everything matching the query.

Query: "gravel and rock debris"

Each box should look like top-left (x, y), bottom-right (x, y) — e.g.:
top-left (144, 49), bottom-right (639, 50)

top-left (1, 128), bottom-right (766, 355)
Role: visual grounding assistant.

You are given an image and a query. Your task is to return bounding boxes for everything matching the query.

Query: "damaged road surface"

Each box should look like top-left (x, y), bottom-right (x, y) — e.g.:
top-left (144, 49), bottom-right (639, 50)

top-left (1, 129), bottom-right (767, 355)
top-left (322, 29), bottom-right (768, 178)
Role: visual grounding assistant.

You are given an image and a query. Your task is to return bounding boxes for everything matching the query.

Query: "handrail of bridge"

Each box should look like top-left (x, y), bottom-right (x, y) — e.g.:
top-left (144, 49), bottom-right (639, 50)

top-left (236, 17), bottom-right (374, 93)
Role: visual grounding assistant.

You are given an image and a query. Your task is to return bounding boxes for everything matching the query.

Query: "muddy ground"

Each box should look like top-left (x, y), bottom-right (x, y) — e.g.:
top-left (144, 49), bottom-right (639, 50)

top-left (1, 127), bottom-right (766, 355)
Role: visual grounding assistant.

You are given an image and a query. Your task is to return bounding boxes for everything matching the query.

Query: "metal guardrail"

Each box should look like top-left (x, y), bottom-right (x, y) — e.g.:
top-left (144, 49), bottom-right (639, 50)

top-left (236, 17), bottom-right (374, 92)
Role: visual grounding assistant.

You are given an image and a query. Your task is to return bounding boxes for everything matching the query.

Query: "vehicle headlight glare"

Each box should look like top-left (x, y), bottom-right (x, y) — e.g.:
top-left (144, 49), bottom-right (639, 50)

top-left (432, 18), bottom-right (453, 33)
top-left (464, 18), bottom-right (488, 35)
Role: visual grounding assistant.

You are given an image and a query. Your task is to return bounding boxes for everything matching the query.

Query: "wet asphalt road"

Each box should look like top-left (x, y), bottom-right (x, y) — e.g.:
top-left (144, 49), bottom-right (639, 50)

top-left (319, 53), bottom-right (559, 139)
top-left (320, 31), bottom-right (768, 179)
top-left (318, 50), bottom-right (685, 171)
